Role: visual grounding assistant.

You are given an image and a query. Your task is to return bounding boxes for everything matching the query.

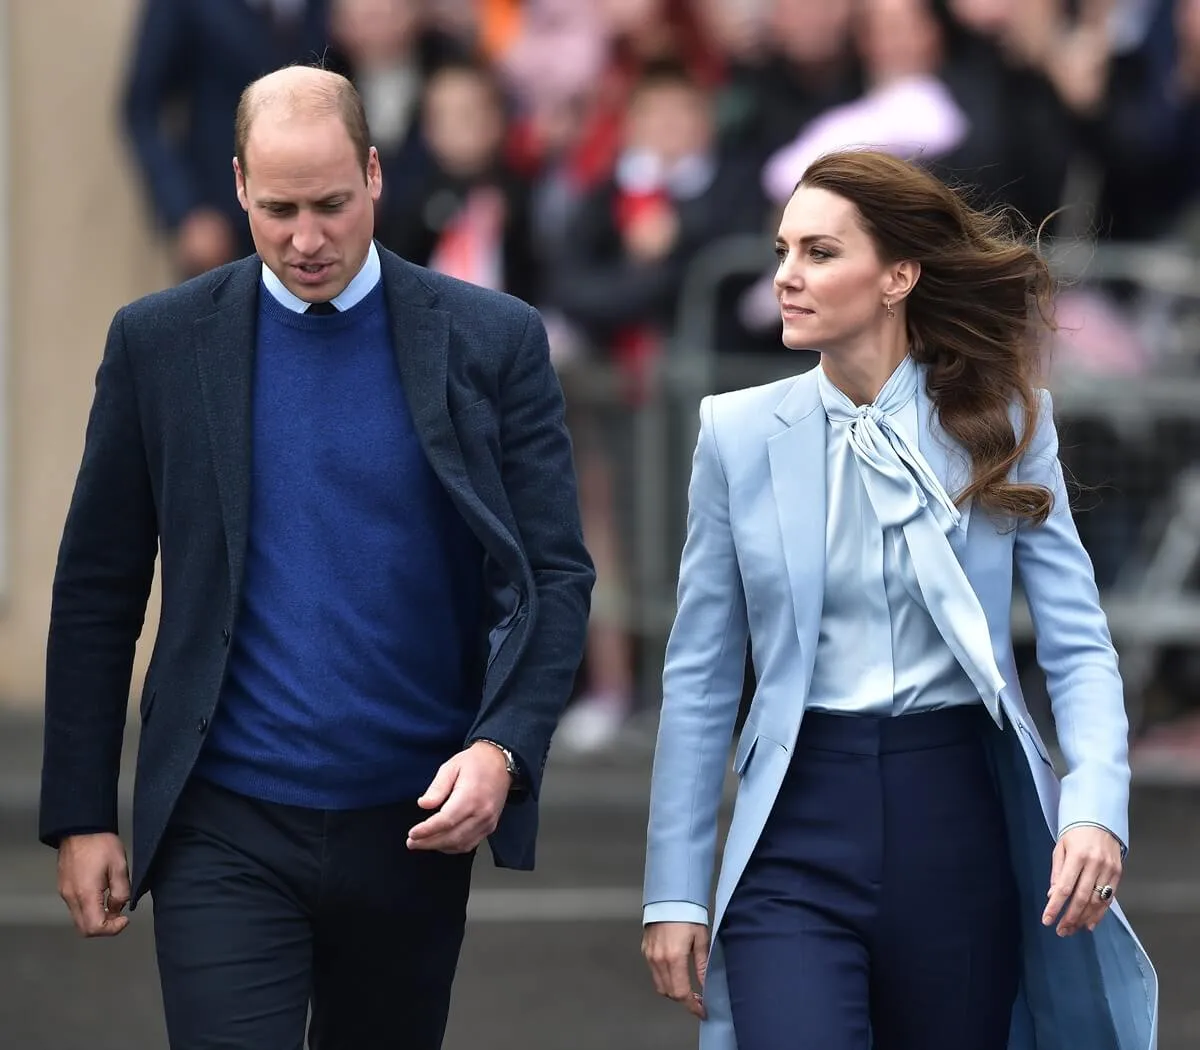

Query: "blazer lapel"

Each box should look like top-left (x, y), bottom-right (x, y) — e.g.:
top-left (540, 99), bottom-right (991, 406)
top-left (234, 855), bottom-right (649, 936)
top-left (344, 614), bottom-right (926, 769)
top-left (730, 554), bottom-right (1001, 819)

top-left (193, 259), bottom-right (260, 602)
top-left (915, 365), bottom-right (973, 554)
top-left (766, 371), bottom-right (827, 671)
top-left (378, 249), bottom-right (518, 573)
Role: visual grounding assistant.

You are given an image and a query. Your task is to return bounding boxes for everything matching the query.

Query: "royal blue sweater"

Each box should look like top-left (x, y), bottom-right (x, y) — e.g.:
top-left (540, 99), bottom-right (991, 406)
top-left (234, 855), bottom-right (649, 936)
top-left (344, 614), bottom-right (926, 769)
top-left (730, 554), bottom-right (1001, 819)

top-left (196, 281), bottom-right (484, 808)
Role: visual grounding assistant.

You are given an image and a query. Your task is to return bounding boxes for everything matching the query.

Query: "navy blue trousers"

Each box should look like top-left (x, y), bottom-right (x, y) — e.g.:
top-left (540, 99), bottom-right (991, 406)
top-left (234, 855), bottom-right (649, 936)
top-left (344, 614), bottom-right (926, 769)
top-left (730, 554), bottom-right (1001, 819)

top-left (148, 776), bottom-right (474, 1050)
top-left (720, 706), bottom-right (1021, 1050)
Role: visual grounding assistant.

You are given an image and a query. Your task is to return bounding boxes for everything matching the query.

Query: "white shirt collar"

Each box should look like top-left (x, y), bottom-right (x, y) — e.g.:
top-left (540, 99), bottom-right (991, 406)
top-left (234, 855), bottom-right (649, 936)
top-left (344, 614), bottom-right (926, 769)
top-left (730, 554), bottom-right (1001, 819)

top-left (260, 240), bottom-right (382, 314)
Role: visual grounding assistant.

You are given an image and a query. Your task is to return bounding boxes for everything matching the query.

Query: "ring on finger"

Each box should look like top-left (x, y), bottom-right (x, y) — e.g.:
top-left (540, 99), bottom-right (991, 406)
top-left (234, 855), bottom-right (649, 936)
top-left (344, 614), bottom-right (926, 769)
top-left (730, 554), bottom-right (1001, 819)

top-left (1094, 883), bottom-right (1114, 902)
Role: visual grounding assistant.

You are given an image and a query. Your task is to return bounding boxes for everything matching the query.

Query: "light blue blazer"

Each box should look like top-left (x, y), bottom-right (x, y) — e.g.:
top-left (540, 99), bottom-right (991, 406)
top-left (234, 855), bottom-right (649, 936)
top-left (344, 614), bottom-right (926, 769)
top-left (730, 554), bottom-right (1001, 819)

top-left (643, 366), bottom-right (1158, 1050)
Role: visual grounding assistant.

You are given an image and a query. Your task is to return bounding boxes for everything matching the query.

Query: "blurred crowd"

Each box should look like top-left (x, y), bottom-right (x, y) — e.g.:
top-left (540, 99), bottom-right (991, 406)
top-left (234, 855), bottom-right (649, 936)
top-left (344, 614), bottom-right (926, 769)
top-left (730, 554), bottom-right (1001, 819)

top-left (120, 0), bottom-right (1200, 760)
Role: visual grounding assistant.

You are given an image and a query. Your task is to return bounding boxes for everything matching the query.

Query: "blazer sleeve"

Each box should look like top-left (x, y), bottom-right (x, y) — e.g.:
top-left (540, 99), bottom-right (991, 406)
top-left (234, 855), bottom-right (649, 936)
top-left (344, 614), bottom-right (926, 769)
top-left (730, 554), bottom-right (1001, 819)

top-left (466, 305), bottom-right (594, 796)
top-left (1014, 389), bottom-right (1131, 848)
top-left (643, 396), bottom-right (750, 926)
top-left (41, 310), bottom-right (159, 845)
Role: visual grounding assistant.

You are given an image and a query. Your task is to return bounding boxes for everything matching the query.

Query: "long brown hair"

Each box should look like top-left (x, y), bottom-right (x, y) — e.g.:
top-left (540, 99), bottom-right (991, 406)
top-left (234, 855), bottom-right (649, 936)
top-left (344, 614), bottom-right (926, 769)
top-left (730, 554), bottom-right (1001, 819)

top-left (798, 150), bottom-right (1054, 525)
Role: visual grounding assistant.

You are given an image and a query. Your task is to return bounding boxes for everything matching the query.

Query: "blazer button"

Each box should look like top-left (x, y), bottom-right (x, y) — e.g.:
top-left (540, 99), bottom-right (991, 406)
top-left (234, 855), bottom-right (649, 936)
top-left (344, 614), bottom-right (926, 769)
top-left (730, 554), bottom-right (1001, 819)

top-left (197, 717), bottom-right (208, 734)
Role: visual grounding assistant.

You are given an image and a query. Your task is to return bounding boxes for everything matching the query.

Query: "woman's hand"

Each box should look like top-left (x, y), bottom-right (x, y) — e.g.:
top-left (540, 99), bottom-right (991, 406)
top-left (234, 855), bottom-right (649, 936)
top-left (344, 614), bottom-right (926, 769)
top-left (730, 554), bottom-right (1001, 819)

top-left (643, 921), bottom-right (710, 1019)
top-left (1042, 825), bottom-right (1123, 936)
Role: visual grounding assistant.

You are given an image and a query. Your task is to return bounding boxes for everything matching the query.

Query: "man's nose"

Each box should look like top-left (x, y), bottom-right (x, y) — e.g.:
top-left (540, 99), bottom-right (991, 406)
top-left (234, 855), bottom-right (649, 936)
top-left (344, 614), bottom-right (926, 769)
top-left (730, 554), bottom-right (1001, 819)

top-left (292, 213), bottom-right (325, 256)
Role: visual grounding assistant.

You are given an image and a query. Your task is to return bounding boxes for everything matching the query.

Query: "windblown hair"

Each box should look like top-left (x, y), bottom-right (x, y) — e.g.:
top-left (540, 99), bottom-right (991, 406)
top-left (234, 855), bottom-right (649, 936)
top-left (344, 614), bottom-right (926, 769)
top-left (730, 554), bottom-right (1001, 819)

top-left (798, 150), bottom-right (1055, 525)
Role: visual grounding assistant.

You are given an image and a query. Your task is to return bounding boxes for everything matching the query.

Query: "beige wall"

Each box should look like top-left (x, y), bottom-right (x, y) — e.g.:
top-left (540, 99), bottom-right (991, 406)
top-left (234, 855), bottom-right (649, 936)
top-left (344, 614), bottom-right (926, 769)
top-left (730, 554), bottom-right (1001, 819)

top-left (0, 0), bottom-right (173, 709)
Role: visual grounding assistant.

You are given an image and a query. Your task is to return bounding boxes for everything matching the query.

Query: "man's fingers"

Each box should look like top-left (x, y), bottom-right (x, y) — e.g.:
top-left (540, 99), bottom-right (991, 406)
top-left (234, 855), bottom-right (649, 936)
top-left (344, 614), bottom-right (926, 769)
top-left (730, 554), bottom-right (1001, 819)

top-left (97, 911), bottom-right (130, 937)
top-left (61, 890), bottom-right (87, 937)
top-left (407, 829), bottom-right (480, 853)
top-left (408, 791), bottom-right (476, 847)
top-left (408, 811), bottom-right (456, 842)
top-left (418, 762), bottom-right (460, 811)
top-left (107, 862), bottom-right (132, 913)
top-left (76, 890), bottom-right (114, 937)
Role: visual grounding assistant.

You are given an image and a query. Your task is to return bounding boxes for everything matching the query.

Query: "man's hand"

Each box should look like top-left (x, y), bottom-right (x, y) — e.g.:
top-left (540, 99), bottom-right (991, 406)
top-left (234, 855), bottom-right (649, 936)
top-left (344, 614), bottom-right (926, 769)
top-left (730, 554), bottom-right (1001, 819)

top-left (1042, 825), bottom-right (1123, 936)
top-left (643, 921), bottom-right (709, 1019)
top-left (57, 833), bottom-right (131, 938)
top-left (175, 208), bottom-right (236, 277)
top-left (406, 741), bottom-right (513, 854)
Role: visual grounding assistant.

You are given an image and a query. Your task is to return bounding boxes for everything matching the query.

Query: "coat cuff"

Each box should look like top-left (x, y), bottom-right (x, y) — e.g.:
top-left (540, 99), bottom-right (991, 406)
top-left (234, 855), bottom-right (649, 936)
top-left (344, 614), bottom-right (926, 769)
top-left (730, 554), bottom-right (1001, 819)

top-left (643, 901), bottom-right (709, 927)
top-left (1058, 820), bottom-right (1128, 859)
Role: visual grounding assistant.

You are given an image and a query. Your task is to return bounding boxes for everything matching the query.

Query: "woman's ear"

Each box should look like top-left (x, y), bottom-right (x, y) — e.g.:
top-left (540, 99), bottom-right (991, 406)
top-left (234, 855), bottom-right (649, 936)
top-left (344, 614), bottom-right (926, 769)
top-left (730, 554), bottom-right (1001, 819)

top-left (884, 259), bottom-right (921, 303)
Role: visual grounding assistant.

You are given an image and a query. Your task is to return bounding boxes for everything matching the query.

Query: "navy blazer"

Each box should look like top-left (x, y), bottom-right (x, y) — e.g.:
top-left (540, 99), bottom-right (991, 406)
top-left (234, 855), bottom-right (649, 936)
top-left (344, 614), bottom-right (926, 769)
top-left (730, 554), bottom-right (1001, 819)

top-left (40, 246), bottom-right (594, 903)
top-left (122, 0), bottom-right (335, 251)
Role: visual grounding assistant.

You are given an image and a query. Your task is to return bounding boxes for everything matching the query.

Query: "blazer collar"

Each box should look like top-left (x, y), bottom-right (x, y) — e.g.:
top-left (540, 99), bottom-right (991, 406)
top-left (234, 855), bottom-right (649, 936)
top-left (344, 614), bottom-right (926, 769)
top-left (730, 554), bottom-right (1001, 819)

top-left (204, 242), bottom-right (438, 311)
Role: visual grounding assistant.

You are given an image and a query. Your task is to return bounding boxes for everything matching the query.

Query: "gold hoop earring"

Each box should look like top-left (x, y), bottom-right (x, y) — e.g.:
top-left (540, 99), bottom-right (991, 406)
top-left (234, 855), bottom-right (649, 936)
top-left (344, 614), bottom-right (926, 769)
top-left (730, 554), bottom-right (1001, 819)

top-left (885, 298), bottom-right (895, 319)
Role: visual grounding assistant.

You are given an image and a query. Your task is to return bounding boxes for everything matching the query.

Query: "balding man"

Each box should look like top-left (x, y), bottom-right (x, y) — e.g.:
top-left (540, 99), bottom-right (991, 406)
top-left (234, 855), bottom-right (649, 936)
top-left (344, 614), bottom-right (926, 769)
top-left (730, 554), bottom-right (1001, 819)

top-left (40, 65), bottom-right (593, 1049)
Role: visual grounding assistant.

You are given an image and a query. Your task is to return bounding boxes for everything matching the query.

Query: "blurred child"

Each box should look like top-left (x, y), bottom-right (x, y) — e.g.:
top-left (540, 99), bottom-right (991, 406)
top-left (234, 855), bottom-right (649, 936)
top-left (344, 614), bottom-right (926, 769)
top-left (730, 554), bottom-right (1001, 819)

top-left (375, 57), bottom-right (539, 303)
top-left (330, 0), bottom-right (470, 215)
top-left (549, 62), bottom-right (767, 753)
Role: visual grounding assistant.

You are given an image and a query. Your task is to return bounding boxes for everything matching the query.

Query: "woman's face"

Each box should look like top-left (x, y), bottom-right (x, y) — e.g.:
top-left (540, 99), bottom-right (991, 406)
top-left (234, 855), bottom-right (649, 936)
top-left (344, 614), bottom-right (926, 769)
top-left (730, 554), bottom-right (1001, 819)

top-left (773, 186), bottom-right (912, 351)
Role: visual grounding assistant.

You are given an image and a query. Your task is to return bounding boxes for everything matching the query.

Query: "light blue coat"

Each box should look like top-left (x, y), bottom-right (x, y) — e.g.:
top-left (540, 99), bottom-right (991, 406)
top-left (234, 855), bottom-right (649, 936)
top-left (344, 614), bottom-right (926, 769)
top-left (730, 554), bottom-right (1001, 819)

top-left (643, 366), bottom-right (1158, 1050)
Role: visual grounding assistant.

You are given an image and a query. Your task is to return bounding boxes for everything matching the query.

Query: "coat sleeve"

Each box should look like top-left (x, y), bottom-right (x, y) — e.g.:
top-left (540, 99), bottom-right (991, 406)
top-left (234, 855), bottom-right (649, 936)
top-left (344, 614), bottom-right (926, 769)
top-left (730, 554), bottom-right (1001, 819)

top-left (643, 396), bottom-right (750, 926)
top-left (40, 309), bottom-right (159, 845)
top-left (465, 305), bottom-right (594, 797)
top-left (1014, 389), bottom-right (1131, 849)
top-left (120, 0), bottom-right (200, 230)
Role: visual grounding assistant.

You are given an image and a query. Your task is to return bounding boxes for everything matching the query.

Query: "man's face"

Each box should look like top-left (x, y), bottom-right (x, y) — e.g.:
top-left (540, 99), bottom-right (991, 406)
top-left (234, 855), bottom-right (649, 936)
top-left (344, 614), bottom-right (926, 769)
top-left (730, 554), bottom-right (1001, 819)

top-left (235, 112), bottom-right (382, 302)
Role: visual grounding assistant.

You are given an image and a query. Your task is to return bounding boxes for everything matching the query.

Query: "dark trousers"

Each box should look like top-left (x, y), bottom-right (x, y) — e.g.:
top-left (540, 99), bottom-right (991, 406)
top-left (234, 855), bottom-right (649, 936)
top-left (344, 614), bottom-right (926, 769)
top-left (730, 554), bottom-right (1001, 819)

top-left (720, 706), bottom-right (1021, 1050)
top-left (148, 777), bottom-right (474, 1050)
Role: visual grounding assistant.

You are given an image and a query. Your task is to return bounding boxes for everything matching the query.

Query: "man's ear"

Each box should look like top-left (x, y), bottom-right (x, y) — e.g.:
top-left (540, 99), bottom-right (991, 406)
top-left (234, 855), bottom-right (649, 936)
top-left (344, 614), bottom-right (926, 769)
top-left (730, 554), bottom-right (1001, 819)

top-left (233, 157), bottom-right (248, 212)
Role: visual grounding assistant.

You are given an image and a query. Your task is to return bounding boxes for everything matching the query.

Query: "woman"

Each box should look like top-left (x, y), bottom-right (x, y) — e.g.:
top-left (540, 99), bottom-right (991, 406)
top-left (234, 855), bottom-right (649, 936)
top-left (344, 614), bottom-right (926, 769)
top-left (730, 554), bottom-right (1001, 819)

top-left (641, 149), bottom-right (1157, 1050)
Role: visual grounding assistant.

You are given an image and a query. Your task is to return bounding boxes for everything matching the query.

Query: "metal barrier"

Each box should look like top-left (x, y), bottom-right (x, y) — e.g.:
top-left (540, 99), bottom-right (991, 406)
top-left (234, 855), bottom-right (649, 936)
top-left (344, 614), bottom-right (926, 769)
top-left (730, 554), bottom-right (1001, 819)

top-left (616, 235), bottom-right (1200, 726)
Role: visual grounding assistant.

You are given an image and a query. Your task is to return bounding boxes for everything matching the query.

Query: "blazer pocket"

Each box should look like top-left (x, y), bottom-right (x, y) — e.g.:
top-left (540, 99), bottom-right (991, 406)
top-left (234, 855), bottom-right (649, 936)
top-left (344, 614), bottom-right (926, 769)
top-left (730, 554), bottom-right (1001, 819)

top-left (1015, 717), bottom-right (1055, 769)
top-left (733, 725), bottom-right (759, 777)
top-left (451, 398), bottom-right (494, 426)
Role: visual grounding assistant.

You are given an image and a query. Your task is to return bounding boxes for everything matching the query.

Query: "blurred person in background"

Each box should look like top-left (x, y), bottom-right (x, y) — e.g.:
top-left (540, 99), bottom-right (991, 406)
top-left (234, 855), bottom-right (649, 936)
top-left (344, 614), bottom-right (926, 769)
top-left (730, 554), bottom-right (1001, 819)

top-left (549, 61), bottom-right (768, 753)
top-left (641, 150), bottom-right (1155, 1050)
top-left (329, 0), bottom-right (470, 225)
top-left (937, 0), bottom-right (1078, 225)
top-left (488, 0), bottom-right (610, 274)
top-left (506, 0), bottom-right (724, 206)
top-left (716, 0), bottom-right (862, 167)
top-left (375, 57), bottom-right (539, 304)
top-left (762, 0), bottom-right (972, 202)
top-left (1168, 0), bottom-right (1200, 228)
top-left (122, 0), bottom-right (333, 278)
top-left (41, 65), bottom-right (592, 1050)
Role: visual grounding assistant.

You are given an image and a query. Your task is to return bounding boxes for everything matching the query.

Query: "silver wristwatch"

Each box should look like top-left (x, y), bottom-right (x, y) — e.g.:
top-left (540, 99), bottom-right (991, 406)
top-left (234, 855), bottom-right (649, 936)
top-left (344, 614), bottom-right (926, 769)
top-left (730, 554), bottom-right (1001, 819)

top-left (476, 738), bottom-right (520, 782)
